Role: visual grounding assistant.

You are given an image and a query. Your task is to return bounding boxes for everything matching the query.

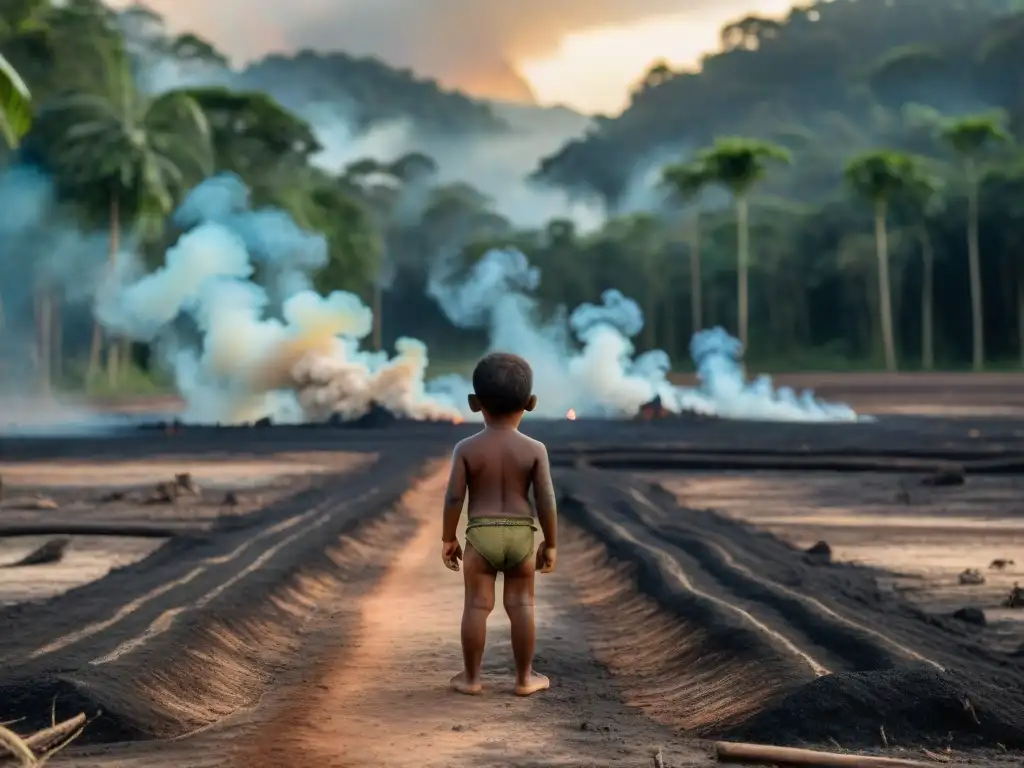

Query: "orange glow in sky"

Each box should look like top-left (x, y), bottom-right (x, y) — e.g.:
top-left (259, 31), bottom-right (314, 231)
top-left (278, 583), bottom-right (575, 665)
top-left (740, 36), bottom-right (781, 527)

top-left (520, 2), bottom-right (795, 113)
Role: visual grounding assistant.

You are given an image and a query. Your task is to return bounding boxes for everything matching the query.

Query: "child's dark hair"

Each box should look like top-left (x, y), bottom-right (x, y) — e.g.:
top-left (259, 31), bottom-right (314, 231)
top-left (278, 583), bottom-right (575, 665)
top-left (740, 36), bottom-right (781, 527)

top-left (472, 352), bottom-right (533, 415)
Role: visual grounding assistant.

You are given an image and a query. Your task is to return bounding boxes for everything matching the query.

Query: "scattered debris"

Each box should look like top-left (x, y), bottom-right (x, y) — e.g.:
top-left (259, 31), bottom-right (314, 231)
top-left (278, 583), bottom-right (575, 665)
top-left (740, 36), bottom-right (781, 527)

top-left (958, 569), bottom-right (985, 586)
top-left (0, 494), bottom-right (59, 510)
top-left (145, 482), bottom-right (178, 504)
top-left (920, 466), bottom-right (965, 487)
top-left (805, 540), bottom-right (832, 565)
top-left (895, 480), bottom-right (911, 505)
top-left (1001, 583), bottom-right (1023, 608)
top-left (951, 607), bottom-right (986, 626)
top-left (989, 559), bottom-right (1015, 570)
top-left (97, 490), bottom-right (126, 503)
top-left (2, 537), bottom-right (71, 568)
top-left (174, 473), bottom-right (201, 497)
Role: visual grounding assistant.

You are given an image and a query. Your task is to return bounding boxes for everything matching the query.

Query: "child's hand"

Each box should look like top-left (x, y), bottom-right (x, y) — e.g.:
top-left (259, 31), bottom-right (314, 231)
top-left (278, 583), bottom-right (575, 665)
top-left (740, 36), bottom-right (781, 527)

top-left (442, 539), bottom-right (463, 571)
top-left (536, 542), bottom-right (556, 573)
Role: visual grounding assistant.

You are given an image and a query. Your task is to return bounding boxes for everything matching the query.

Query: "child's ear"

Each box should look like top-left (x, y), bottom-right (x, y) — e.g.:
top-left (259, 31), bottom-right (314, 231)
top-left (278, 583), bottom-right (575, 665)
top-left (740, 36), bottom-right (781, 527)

top-left (524, 395), bottom-right (537, 412)
top-left (468, 394), bottom-right (482, 413)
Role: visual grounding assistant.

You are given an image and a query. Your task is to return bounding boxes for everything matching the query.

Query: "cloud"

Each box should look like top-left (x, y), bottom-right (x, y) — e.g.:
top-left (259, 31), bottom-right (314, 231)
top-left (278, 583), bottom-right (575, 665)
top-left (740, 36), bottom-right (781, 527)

top-left (108, 0), bottom-right (775, 101)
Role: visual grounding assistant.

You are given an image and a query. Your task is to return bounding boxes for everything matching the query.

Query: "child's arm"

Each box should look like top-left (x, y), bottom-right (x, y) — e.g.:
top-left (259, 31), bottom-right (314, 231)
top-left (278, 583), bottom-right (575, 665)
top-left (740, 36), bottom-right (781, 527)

top-left (441, 443), bottom-right (467, 570)
top-left (532, 444), bottom-right (558, 572)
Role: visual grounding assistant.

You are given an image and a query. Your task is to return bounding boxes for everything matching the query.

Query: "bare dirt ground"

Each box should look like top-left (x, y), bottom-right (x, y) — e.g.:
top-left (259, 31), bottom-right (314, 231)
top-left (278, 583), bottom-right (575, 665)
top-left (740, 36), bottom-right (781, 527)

top-left (657, 472), bottom-right (1024, 654)
top-left (51, 467), bottom-right (716, 768)
top-left (0, 452), bottom-right (374, 604)
top-left (230, 468), bottom-right (709, 768)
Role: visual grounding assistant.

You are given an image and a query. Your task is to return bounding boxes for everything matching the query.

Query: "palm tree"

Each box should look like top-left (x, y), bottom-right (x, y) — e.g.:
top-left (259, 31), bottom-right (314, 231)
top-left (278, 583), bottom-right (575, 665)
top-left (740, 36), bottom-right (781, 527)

top-left (0, 53), bottom-right (31, 147)
top-left (46, 44), bottom-right (212, 384)
top-left (844, 150), bottom-right (915, 372)
top-left (661, 159), bottom-right (712, 334)
top-left (896, 162), bottom-right (945, 370)
top-left (698, 137), bottom-right (790, 348)
top-left (940, 112), bottom-right (1012, 370)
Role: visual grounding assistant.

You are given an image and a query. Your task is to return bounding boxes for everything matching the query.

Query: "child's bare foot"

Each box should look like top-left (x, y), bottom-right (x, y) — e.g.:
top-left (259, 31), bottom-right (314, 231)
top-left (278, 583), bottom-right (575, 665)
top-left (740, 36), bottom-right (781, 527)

top-left (450, 672), bottom-right (483, 695)
top-left (514, 671), bottom-right (549, 696)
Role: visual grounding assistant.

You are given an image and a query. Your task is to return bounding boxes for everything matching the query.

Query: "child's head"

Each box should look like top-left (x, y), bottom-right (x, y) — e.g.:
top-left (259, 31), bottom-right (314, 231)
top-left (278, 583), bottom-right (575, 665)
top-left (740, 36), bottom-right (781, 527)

top-left (468, 352), bottom-right (537, 419)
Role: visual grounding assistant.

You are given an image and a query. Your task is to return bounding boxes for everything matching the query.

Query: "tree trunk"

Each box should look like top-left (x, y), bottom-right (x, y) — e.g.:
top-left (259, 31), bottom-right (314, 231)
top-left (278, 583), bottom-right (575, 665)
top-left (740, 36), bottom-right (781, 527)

top-left (36, 289), bottom-right (52, 393)
top-left (645, 254), bottom-right (658, 350)
top-left (89, 196), bottom-right (120, 384)
top-left (965, 158), bottom-right (985, 371)
top-left (372, 282), bottom-right (383, 351)
top-left (1018, 268), bottom-right (1024, 368)
top-left (663, 285), bottom-right (677, 359)
top-left (920, 226), bottom-right (934, 370)
top-left (52, 294), bottom-right (62, 383)
top-left (690, 212), bottom-right (702, 334)
top-left (736, 195), bottom-right (750, 349)
top-left (874, 202), bottom-right (897, 371)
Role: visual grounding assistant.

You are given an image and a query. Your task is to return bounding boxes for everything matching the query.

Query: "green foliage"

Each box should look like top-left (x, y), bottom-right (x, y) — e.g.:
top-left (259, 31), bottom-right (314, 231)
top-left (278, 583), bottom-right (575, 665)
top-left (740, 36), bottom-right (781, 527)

top-left (940, 111), bottom-right (1013, 157)
top-left (660, 160), bottom-right (712, 202)
top-left (699, 137), bottom-right (790, 197)
top-left (41, 43), bottom-right (213, 228)
top-left (844, 151), bottom-right (917, 205)
top-left (0, 52), bottom-right (31, 147)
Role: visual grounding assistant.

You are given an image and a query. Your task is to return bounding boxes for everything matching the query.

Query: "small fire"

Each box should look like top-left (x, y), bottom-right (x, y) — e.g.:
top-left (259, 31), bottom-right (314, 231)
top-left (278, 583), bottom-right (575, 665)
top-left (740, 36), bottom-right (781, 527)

top-left (566, 409), bottom-right (576, 420)
top-left (452, 416), bottom-right (463, 425)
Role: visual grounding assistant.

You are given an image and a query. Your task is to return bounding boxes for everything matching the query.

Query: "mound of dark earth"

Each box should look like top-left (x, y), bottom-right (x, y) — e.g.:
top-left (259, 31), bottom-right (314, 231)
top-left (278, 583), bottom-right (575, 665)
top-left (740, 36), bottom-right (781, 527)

top-left (729, 666), bottom-right (1024, 750)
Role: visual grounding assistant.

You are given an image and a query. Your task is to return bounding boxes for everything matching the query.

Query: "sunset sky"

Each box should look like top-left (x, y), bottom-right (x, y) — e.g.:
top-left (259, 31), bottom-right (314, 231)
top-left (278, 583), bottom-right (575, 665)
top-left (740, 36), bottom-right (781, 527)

top-left (520, 2), bottom-right (794, 112)
top-left (111, 0), bottom-right (798, 114)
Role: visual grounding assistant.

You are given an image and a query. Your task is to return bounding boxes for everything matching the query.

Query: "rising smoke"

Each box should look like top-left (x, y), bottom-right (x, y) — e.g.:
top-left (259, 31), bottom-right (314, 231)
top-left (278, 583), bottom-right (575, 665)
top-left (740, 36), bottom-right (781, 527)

top-left (94, 174), bottom-right (859, 425)
top-left (97, 173), bottom-right (461, 424)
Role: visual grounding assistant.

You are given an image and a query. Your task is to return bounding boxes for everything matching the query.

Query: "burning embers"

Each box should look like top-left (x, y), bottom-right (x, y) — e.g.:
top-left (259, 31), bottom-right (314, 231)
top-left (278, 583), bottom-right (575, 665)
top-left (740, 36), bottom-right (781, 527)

top-left (633, 396), bottom-right (715, 422)
top-left (140, 402), bottom-right (458, 432)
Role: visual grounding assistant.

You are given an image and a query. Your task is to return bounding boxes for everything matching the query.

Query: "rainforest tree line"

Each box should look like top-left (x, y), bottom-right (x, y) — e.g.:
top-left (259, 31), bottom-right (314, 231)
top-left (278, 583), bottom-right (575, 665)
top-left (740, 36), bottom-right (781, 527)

top-left (2, 0), bottom-right (1024, 393)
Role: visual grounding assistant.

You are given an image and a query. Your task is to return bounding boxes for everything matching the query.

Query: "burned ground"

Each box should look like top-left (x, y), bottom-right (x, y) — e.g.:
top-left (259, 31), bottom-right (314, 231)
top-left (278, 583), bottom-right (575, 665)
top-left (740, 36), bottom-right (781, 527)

top-left (0, 395), bottom-right (1022, 765)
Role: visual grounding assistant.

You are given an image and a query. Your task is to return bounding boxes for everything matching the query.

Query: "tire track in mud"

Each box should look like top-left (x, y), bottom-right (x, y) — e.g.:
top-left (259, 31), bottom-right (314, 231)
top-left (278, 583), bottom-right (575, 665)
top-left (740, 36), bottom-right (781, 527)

top-left (620, 485), bottom-right (945, 673)
top-left (0, 451), bottom-right (433, 736)
top-left (558, 468), bottom-right (1024, 750)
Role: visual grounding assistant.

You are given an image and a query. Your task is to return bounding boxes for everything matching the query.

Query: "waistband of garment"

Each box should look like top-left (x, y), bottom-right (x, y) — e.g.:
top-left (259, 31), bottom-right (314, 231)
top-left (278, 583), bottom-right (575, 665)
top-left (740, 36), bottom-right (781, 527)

top-left (466, 517), bottom-right (536, 530)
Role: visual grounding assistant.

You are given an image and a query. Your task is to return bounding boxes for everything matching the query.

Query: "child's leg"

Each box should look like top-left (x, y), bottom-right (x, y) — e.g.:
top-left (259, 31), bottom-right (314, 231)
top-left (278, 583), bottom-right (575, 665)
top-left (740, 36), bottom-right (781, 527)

top-left (503, 554), bottom-right (549, 696)
top-left (451, 543), bottom-right (496, 695)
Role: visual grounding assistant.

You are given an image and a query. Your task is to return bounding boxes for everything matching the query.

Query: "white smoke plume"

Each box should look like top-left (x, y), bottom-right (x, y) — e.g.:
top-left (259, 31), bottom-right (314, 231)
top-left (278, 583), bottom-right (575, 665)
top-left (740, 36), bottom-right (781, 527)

top-left (94, 174), bottom-right (858, 425)
top-left (427, 247), bottom-right (862, 422)
top-left (97, 173), bottom-right (461, 424)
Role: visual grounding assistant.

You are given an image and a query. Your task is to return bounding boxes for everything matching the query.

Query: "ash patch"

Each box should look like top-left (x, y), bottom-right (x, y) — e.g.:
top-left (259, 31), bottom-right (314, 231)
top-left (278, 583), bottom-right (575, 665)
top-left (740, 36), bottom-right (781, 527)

top-left (729, 666), bottom-right (1024, 750)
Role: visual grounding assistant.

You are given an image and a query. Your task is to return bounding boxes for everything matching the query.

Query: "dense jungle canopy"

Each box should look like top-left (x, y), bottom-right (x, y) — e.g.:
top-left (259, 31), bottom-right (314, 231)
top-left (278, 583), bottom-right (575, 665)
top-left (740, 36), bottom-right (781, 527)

top-left (2, 0), bottom-right (1024, 392)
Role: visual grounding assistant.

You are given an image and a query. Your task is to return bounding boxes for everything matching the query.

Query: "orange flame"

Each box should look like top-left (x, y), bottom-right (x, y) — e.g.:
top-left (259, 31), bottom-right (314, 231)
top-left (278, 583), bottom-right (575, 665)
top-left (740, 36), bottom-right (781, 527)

top-left (566, 409), bottom-right (576, 420)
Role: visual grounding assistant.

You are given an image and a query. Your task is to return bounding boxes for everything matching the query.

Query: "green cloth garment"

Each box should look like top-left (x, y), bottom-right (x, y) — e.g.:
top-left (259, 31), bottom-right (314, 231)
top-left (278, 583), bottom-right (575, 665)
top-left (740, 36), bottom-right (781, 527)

top-left (465, 517), bottom-right (536, 571)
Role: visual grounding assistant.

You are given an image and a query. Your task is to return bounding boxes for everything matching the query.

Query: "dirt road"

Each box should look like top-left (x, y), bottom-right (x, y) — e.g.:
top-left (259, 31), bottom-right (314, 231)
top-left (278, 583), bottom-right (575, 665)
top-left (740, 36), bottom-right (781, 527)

top-left (235, 469), bottom-right (705, 768)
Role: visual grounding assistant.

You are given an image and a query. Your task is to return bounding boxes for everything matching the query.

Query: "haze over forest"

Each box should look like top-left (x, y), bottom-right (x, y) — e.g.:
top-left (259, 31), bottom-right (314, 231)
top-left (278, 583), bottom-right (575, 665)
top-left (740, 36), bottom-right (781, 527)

top-left (1, 0), bottom-right (1024, 418)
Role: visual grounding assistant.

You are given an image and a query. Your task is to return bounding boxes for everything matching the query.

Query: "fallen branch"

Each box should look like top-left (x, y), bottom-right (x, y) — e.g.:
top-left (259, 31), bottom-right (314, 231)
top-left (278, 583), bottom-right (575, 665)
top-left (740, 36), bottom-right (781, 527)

top-left (0, 713), bottom-right (86, 765)
top-left (714, 741), bottom-right (942, 767)
top-left (24, 713), bottom-right (86, 754)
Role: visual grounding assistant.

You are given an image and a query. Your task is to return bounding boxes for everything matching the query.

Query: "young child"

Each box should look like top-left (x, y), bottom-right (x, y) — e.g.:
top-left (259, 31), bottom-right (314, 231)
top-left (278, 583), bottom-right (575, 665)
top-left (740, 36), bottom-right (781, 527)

top-left (440, 352), bottom-right (557, 696)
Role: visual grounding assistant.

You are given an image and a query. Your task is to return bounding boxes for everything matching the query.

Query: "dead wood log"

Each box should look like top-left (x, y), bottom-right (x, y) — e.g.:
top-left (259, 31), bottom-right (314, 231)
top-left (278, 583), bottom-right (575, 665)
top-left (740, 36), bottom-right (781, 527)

top-left (714, 741), bottom-right (942, 767)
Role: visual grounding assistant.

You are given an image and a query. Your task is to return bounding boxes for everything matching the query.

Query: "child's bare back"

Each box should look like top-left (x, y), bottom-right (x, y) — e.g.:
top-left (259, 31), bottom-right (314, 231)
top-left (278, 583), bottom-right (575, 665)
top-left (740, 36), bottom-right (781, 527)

top-left (440, 352), bottom-right (557, 696)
